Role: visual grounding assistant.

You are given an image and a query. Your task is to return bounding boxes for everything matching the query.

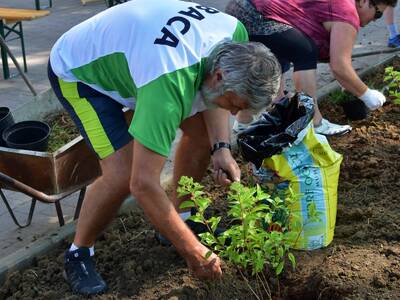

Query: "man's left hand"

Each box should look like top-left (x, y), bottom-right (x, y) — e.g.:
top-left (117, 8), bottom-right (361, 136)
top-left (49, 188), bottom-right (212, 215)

top-left (211, 148), bottom-right (240, 186)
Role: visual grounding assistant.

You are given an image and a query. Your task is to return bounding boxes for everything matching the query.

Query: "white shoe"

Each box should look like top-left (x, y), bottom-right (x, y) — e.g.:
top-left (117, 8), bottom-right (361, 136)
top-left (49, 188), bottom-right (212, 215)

top-left (314, 119), bottom-right (352, 136)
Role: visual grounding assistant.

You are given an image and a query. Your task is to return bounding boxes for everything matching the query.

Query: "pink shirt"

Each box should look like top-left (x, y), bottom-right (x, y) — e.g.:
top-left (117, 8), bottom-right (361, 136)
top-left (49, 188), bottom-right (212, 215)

top-left (252, 0), bottom-right (360, 59)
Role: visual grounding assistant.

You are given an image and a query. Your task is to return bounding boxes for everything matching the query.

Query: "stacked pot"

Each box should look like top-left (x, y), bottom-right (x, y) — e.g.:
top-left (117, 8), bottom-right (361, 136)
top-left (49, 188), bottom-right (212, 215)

top-left (0, 107), bottom-right (51, 152)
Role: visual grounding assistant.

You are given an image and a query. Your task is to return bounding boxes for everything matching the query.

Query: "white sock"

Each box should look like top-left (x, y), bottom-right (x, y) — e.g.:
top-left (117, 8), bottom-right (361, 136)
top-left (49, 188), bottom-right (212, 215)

top-left (179, 211), bottom-right (191, 221)
top-left (69, 243), bottom-right (95, 256)
top-left (388, 24), bottom-right (398, 39)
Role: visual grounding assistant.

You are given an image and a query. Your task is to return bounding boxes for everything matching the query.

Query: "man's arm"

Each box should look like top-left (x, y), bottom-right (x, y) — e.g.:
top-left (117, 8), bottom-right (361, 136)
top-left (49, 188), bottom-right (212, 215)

top-left (130, 140), bottom-right (222, 279)
top-left (202, 108), bottom-right (240, 185)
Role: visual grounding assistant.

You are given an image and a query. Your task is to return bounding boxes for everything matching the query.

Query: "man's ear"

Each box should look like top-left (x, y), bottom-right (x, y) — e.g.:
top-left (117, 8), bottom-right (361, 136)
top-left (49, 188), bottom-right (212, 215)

top-left (210, 69), bottom-right (224, 88)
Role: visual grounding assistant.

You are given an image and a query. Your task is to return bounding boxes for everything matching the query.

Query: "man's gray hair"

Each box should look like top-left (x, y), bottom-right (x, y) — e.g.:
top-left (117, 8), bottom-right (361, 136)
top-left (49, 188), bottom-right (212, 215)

top-left (205, 41), bottom-right (281, 110)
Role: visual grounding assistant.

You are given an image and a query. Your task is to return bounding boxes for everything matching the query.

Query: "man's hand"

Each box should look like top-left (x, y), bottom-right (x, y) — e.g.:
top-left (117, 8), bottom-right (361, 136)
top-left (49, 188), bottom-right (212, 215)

top-left (211, 148), bottom-right (240, 185)
top-left (185, 243), bottom-right (222, 279)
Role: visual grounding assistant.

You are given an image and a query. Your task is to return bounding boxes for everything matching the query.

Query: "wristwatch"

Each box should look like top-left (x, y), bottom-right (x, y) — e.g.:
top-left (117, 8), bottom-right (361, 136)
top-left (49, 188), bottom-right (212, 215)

top-left (210, 142), bottom-right (231, 155)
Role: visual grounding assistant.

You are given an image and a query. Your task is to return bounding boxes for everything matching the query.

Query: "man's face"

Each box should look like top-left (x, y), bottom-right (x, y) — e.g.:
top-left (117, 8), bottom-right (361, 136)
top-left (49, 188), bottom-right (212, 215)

top-left (200, 84), bottom-right (250, 115)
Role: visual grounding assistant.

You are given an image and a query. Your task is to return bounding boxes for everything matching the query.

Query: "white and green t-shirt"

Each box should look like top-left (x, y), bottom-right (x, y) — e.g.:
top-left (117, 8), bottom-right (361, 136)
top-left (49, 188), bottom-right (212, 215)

top-left (50, 0), bottom-right (248, 156)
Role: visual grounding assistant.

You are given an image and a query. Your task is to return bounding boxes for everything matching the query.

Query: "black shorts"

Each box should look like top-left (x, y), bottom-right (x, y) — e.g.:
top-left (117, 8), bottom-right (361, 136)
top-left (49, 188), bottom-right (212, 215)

top-left (225, 0), bottom-right (318, 73)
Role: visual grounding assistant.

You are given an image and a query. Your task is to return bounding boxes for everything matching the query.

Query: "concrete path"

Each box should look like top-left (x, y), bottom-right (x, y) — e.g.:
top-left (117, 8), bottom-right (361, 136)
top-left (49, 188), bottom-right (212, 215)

top-left (0, 0), bottom-right (399, 259)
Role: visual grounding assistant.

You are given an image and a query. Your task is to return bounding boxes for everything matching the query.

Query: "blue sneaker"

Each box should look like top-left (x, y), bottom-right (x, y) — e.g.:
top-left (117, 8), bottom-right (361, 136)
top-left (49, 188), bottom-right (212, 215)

top-left (64, 247), bottom-right (107, 296)
top-left (388, 34), bottom-right (400, 48)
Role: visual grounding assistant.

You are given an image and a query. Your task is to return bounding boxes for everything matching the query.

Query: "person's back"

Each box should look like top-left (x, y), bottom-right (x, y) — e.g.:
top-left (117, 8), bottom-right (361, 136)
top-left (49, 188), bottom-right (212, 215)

top-left (252, 0), bottom-right (360, 59)
top-left (51, 0), bottom-right (246, 109)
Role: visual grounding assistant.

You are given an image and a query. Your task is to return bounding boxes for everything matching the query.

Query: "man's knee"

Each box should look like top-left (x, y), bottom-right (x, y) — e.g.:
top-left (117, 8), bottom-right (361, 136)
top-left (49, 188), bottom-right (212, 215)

top-left (99, 142), bottom-right (133, 186)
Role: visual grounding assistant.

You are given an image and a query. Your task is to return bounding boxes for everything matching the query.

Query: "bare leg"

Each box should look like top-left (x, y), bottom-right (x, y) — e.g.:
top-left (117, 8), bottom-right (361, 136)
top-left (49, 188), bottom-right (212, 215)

top-left (73, 141), bottom-right (133, 247)
top-left (171, 113), bottom-right (210, 211)
top-left (384, 6), bottom-right (394, 26)
top-left (293, 69), bottom-right (322, 125)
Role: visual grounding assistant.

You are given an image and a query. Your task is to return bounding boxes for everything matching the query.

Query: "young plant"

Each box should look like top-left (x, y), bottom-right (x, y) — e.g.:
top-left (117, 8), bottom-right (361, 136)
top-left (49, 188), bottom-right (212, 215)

top-left (328, 89), bottom-right (355, 105)
top-left (384, 66), bottom-right (400, 105)
top-left (178, 176), bottom-right (320, 299)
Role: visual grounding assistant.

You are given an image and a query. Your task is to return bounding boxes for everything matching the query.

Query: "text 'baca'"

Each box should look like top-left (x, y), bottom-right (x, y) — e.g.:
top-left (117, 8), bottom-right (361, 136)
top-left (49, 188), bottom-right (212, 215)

top-left (154, 6), bottom-right (219, 48)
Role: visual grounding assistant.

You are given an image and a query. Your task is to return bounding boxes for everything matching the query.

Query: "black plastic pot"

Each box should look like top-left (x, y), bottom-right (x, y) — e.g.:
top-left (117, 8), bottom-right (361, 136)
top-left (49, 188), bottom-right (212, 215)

top-left (0, 107), bottom-right (15, 146)
top-left (2, 120), bottom-right (51, 152)
top-left (341, 99), bottom-right (369, 121)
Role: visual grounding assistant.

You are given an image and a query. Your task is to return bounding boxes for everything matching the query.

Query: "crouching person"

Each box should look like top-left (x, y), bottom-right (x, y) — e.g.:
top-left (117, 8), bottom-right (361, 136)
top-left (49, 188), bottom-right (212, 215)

top-left (48, 0), bottom-right (281, 296)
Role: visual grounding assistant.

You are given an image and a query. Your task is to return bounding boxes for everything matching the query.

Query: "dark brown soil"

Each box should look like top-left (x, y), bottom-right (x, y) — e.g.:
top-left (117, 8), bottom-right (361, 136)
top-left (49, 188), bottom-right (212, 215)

top-left (1, 59), bottom-right (399, 300)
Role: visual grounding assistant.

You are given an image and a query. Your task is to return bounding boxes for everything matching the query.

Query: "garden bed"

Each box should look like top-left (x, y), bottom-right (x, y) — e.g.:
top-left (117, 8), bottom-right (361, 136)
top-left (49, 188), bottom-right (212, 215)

top-left (1, 58), bottom-right (399, 299)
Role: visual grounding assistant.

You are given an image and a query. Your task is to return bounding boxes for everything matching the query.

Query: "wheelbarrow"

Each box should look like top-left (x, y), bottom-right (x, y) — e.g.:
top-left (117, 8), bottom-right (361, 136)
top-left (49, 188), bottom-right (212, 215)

top-left (0, 135), bottom-right (101, 228)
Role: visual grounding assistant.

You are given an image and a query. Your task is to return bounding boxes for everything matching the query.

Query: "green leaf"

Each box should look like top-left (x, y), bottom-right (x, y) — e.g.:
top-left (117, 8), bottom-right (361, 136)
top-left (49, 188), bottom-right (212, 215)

top-left (188, 215), bottom-right (203, 224)
top-left (179, 200), bottom-right (195, 209)
top-left (288, 252), bottom-right (296, 269)
top-left (205, 250), bottom-right (213, 259)
top-left (278, 246), bottom-right (284, 258)
top-left (275, 261), bottom-right (284, 275)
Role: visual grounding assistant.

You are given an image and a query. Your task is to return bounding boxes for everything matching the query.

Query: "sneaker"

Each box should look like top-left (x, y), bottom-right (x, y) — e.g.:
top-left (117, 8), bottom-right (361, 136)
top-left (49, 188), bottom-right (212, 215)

top-left (64, 247), bottom-right (107, 296)
top-left (388, 34), bottom-right (400, 48)
top-left (314, 119), bottom-right (352, 136)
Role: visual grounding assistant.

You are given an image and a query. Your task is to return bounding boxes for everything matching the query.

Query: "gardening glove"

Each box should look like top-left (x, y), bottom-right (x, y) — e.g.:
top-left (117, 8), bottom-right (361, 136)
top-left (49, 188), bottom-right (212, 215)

top-left (359, 88), bottom-right (386, 110)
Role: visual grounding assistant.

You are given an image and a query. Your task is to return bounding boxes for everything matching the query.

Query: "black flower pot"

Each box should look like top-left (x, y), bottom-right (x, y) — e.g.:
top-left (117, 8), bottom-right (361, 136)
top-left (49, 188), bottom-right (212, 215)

top-left (2, 120), bottom-right (51, 151)
top-left (0, 107), bottom-right (15, 146)
top-left (341, 99), bottom-right (369, 121)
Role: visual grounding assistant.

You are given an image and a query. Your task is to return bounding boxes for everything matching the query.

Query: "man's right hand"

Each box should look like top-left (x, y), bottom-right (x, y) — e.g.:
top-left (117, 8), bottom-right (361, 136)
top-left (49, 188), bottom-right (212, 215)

top-left (184, 244), bottom-right (222, 279)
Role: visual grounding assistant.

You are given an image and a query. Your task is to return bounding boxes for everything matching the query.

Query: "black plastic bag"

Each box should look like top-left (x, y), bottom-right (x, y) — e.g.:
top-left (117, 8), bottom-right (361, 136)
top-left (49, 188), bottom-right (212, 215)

top-left (237, 92), bottom-right (314, 168)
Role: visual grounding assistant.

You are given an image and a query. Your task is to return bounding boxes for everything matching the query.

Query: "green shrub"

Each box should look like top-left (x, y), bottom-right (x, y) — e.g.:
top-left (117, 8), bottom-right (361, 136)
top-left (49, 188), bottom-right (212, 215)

top-left (178, 176), bottom-right (321, 299)
top-left (384, 66), bottom-right (400, 105)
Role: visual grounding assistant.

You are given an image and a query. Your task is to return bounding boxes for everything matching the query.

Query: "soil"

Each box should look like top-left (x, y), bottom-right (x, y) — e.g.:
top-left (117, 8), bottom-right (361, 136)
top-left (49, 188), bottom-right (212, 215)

top-left (1, 59), bottom-right (399, 300)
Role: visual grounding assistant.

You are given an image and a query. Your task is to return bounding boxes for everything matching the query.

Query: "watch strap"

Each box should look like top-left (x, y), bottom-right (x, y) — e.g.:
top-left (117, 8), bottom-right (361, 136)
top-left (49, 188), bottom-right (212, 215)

top-left (210, 142), bottom-right (231, 155)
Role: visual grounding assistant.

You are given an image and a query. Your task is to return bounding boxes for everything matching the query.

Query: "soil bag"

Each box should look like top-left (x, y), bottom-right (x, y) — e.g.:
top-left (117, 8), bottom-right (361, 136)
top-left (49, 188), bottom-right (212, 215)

top-left (237, 93), bottom-right (342, 250)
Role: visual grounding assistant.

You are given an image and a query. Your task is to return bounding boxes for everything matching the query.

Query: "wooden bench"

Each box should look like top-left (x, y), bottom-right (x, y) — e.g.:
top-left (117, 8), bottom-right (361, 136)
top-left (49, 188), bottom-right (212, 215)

top-left (0, 7), bottom-right (50, 79)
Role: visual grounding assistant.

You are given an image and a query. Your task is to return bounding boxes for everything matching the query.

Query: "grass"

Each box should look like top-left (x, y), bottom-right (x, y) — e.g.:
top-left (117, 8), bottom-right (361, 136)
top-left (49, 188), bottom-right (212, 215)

top-left (45, 112), bottom-right (79, 153)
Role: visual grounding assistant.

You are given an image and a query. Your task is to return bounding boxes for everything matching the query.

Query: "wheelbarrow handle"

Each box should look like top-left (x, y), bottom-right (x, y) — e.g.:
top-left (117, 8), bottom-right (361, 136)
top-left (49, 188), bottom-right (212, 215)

top-left (0, 171), bottom-right (64, 203)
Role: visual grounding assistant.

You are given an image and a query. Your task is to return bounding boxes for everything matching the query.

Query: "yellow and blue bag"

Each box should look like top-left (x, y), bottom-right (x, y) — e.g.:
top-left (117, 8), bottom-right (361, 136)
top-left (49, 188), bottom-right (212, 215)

top-left (238, 93), bottom-right (342, 250)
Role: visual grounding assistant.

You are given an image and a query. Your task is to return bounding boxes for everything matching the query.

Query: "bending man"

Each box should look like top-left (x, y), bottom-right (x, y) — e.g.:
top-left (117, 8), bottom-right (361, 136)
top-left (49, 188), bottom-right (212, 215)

top-left (48, 0), bottom-right (281, 296)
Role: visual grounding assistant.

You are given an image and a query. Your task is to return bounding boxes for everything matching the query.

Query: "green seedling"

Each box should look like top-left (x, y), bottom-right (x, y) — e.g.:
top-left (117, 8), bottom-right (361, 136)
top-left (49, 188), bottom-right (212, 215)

top-left (178, 176), bottom-right (321, 300)
top-left (384, 66), bottom-right (400, 105)
top-left (328, 89), bottom-right (355, 105)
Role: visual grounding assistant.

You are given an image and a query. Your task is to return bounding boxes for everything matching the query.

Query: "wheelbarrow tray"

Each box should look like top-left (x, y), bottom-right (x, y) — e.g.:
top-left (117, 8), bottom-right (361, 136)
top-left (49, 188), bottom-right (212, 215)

top-left (0, 135), bottom-right (100, 195)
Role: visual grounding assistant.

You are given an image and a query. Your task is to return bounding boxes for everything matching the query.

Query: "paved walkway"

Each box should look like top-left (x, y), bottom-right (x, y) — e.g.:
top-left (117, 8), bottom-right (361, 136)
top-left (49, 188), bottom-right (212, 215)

top-left (0, 0), bottom-right (398, 259)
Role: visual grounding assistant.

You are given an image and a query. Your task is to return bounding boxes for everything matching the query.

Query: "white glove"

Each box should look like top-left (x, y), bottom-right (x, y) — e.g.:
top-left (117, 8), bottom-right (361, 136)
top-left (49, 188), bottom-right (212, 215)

top-left (359, 88), bottom-right (386, 110)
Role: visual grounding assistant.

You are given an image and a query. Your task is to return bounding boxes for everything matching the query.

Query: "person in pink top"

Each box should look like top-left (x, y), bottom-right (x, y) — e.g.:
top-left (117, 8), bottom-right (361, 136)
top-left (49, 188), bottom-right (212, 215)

top-left (226, 0), bottom-right (397, 136)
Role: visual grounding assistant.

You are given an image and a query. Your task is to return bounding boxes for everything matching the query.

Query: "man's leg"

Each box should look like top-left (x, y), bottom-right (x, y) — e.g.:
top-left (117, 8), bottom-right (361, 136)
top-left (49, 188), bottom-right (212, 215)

top-left (171, 112), bottom-right (210, 210)
top-left (73, 141), bottom-right (132, 247)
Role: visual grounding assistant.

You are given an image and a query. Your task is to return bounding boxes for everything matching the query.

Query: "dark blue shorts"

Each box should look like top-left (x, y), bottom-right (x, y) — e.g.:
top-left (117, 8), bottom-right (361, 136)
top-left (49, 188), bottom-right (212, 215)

top-left (48, 62), bottom-right (132, 159)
